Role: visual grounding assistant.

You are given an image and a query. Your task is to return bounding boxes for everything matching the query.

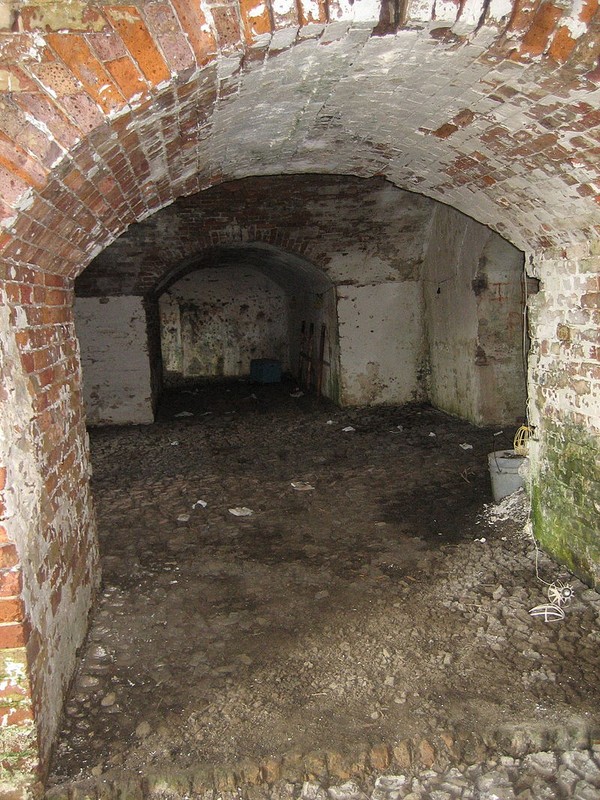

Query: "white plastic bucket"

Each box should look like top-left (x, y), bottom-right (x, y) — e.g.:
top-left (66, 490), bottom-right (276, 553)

top-left (488, 449), bottom-right (526, 503)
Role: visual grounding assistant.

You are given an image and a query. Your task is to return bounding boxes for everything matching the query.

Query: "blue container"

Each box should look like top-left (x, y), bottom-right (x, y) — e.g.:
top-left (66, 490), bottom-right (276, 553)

top-left (250, 359), bottom-right (282, 384)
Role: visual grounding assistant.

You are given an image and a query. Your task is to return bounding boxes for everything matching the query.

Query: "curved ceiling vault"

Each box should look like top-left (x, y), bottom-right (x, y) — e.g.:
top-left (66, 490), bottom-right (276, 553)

top-left (0, 0), bottom-right (598, 286)
top-left (75, 174), bottom-right (434, 295)
top-left (153, 243), bottom-right (335, 297)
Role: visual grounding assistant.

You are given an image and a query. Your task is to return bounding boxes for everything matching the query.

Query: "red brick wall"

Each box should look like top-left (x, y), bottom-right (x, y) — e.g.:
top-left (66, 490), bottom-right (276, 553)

top-left (0, 268), bottom-right (99, 790)
top-left (527, 244), bottom-right (600, 589)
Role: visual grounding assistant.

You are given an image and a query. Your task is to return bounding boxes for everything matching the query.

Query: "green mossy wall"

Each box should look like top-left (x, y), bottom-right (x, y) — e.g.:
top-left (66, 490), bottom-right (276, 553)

top-left (531, 419), bottom-right (600, 589)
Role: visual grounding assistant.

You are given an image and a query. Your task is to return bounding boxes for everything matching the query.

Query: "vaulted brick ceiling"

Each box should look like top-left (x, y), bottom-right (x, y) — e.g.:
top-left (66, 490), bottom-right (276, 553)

top-left (0, 0), bottom-right (598, 286)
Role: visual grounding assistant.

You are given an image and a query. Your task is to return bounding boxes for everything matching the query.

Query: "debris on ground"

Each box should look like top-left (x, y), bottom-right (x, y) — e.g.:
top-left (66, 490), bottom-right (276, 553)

top-left (291, 481), bottom-right (315, 491)
top-left (47, 385), bottom-right (600, 799)
top-left (228, 506), bottom-right (254, 516)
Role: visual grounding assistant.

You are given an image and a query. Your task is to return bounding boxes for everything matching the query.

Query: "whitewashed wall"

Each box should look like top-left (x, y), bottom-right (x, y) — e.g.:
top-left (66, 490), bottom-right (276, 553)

top-left (75, 296), bottom-right (154, 425)
top-left (337, 281), bottom-right (425, 405)
top-left (160, 267), bottom-right (290, 381)
top-left (422, 204), bottom-right (526, 426)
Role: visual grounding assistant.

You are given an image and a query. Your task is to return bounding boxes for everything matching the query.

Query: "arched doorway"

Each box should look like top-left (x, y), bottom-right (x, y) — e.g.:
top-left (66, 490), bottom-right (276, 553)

top-left (0, 1), bottom-right (598, 791)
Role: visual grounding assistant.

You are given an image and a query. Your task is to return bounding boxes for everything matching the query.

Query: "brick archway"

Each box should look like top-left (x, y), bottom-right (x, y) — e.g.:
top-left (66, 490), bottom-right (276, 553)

top-left (0, 0), bottom-right (599, 793)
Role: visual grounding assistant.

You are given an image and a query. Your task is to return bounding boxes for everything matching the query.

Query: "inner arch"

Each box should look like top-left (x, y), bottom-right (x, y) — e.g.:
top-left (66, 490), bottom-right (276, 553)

top-left (74, 174), bottom-right (526, 426)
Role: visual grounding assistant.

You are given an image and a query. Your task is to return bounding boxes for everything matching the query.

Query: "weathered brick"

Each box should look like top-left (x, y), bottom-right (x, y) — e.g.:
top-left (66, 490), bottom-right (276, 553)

top-left (48, 33), bottom-right (125, 113)
top-left (0, 545), bottom-right (19, 570)
top-left (520, 2), bottom-right (563, 57)
top-left (240, 0), bottom-right (273, 41)
top-left (144, 2), bottom-right (196, 71)
top-left (170, 0), bottom-right (216, 64)
top-left (0, 598), bottom-right (25, 624)
top-left (0, 622), bottom-right (28, 649)
top-left (210, 4), bottom-right (243, 49)
top-left (105, 5), bottom-right (172, 85)
top-left (0, 570), bottom-right (22, 598)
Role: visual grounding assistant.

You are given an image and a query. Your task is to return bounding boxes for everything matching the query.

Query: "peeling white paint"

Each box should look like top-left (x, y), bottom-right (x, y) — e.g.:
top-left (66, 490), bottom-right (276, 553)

top-left (0, 658), bottom-right (27, 691)
top-left (453, 0), bottom-right (487, 34)
top-left (422, 204), bottom-right (526, 426)
top-left (488, 0), bottom-right (513, 21)
top-left (563, 0), bottom-right (587, 39)
top-left (337, 281), bottom-right (424, 406)
top-left (301, 0), bottom-right (322, 23)
top-left (406, 0), bottom-right (436, 24)
top-left (249, 3), bottom-right (267, 18)
top-left (348, 0), bottom-right (382, 22)
top-left (273, 0), bottom-right (296, 15)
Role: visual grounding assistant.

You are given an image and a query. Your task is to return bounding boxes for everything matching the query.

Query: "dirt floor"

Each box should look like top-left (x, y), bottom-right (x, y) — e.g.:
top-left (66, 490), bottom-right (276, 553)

top-left (47, 382), bottom-right (600, 798)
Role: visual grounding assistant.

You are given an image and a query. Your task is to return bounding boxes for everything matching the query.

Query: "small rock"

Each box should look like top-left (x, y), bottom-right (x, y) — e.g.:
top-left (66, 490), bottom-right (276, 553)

top-left (370, 744), bottom-right (391, 770)
top-left (78, 674), bottom-right (100, 688)
top-left (572, 781), bottom-right (600, 800)
top-left (476, 771), bottom-right (514, 800)
top-left (328, 781), bottom-right (368, 800)
top-left (301, 782), bottom-right (328, 800)
top-left (135, 721), bottom-right (151, 738)
top-left (418, 740), bottom-right (436, 768)
top-left (393, 740), bottom-right (412, 770)
top-left (100, 692), bottom-right (116, 707)
top-left (229, 506), bottom-right (254, 517)
top-left (374, 776), bottom-right (407, 792)
top-left (523, 751), bottom-right (557, 779)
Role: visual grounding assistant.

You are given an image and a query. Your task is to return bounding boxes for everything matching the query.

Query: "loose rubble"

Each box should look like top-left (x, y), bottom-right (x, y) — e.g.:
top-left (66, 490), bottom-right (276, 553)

top-left (46, 384), bottom-right (600, 799)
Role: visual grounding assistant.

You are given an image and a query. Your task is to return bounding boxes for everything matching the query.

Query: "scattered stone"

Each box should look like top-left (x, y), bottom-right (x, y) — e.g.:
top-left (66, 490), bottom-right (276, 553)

top-left (369, 744), bottom-right (391, 771)
top-left (392, 741), bottom-right (412, 770)
top-left (301, 781), bottom-right (328, 800)
top-left (418, 740), bottom-right (436, 769)
top-left (100, 692), bottom-right (116, 707)
top-left (229, 506), bottom-right (254, 516)
top-left (291, 481), bottom-right (315, 491)
top-left (328, 780), bottom-right (368, 800)
top-left (146, 768), bottom-right (191, 797)
top-left (262, 758), bottom-right (282, 784)
top-left (48, 398), bottom-right (600, 800)
top-left (135, 721), bottom-right (151, 738)
top-left (78, 675), bottom-right (100, 688)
